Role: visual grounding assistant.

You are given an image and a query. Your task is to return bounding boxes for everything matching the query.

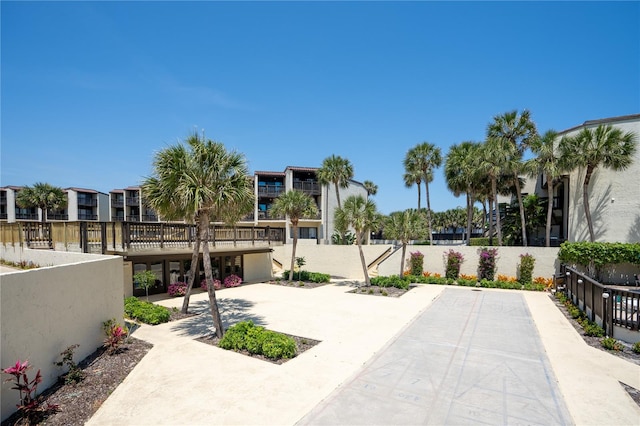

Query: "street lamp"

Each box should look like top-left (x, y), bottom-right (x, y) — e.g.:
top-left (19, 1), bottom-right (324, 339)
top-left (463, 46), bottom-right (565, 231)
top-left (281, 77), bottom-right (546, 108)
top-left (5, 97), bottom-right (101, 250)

top-left (602, 291), bottom-right (610, 337)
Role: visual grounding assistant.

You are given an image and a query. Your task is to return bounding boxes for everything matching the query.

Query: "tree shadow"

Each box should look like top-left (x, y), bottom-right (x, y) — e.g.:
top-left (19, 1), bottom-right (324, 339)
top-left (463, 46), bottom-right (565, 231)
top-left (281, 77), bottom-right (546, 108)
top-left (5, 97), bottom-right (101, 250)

top-left (169, 298), bottom-right (266, 338)
top-left (573, 178), bottom-right (612, 241)
top-left (332, 280), bottom-right (362, 288)
top-left (628, 215), bottom-right (640, 242)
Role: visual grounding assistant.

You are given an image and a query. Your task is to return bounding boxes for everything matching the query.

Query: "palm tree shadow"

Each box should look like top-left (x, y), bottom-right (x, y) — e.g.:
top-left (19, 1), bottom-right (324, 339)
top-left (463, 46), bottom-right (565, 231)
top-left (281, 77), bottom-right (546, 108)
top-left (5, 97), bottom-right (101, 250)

top-left (629, 215), bottom-right (640, 242)
top-left (332, 280), bottom-right (362, 288)
top-left (170, 298), bottom-right (266, 338)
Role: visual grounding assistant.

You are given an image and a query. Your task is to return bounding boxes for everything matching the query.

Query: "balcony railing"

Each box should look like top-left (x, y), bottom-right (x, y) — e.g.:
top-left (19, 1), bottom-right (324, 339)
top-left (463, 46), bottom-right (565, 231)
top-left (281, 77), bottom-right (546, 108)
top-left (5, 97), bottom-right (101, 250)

top-left (0, 213), bottom-right (7, 220)
top-left (77, 198), bottom-right (98, 207)
top-left (293, 181), bottom-right (321, 195)
top-left (111, 199), bottom-right (124, 208)
top-left (258, 211), bottom-right (285, 220)
top-left (78, 214), bottom-right (98, 221)
top-left (16, 213), bottom-right (39, 220)
top-left (257, 185), bottom-right (285, 197)
top-left (47, 213), bottom-right (69, 221)
top-left (127, 215), bottom-right (140, 222)
top-left (142, 215), bottom-right (158, 222)
top-left (113, 215), bottom-right (125, 222)
top-left (126, 197), bottom-right (140, 206)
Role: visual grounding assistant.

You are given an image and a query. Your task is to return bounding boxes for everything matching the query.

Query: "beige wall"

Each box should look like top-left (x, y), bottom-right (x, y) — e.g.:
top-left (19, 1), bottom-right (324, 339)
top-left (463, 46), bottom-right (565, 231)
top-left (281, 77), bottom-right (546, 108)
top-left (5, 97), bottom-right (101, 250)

top-left (272, 244), bottom-right (394, 279)
top-left (243, 252), bottom-right (273, 283)
top-left (377, 245), bottom-right (561, 279)
top-left (1, 248), bottom-right (124, 421)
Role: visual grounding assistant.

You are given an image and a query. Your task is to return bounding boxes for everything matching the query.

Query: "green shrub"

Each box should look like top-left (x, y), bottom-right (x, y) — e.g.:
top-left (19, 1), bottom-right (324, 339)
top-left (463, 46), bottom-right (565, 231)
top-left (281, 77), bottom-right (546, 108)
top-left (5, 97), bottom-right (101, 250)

top-left (218, 321), bottom-right (297, 360)
top-left (124, 296), bottom-right (171, 325)
top-left (518, 253), bottom-right (535, 285)
top-left (601, 337), bottom-right (623, 351)
top-left (558, 242), bottom-right (640, 267)
top-left (522, 283), bottom-right (545, 292)
top-left (370, 275), bottom-right (410, 290)
top-left (456, 278), bottom-right (477, 287)
top-left (583, 323), bottom-right (605, 337)
top-left (281, 270), bottom-right (330, 283)
top-left (633, 342), bottom-right (640, 354)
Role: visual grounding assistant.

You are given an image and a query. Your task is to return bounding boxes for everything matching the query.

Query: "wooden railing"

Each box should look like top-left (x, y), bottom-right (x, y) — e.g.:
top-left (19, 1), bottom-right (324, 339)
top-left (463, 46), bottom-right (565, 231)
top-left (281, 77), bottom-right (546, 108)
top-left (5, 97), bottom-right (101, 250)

top-left (0, 221), bottom-right (284, 254)
top-left (562, 265), bottom-right (639, 335)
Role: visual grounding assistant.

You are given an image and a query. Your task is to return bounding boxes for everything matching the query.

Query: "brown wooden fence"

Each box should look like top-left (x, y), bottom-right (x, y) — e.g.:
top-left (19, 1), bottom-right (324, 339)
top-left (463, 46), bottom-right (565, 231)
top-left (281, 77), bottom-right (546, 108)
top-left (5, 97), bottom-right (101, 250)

top-left (0, 221), bottom-right (284, 254)
top-left (562, 265), bottom-right (639, 335)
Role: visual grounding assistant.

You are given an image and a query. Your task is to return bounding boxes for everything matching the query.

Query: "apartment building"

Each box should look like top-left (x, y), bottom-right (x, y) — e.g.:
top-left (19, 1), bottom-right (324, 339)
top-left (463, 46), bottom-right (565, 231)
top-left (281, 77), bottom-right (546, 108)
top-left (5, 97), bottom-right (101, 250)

top-left (0, 186), bottom-right (108, 222)
top-left (109, 186), bottom-right (159, 222)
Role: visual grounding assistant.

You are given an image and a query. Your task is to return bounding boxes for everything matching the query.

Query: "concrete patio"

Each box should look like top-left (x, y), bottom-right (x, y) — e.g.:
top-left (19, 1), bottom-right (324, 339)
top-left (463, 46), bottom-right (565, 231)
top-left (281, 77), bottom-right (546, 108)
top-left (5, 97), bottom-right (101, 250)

top-left (87, 282), bottom-right (640, 425)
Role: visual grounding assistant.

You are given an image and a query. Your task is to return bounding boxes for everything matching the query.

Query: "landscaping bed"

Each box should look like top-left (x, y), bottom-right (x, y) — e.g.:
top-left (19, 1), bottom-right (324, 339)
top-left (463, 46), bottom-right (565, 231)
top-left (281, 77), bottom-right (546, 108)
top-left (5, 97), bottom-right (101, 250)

top-left (348, 284), bottom-right (411, 297)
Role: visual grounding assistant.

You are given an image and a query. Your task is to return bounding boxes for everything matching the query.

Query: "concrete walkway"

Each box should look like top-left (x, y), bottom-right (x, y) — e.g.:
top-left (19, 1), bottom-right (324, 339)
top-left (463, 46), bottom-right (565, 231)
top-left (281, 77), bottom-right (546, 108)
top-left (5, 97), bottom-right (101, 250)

top-left (87, 283), bottom-right (640, 426)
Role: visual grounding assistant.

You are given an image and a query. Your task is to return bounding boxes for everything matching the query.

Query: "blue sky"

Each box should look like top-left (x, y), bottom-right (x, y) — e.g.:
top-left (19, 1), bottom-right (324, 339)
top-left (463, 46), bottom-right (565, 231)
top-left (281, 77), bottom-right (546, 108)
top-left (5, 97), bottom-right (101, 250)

top-left (2, 1), bottom-right (638, 215)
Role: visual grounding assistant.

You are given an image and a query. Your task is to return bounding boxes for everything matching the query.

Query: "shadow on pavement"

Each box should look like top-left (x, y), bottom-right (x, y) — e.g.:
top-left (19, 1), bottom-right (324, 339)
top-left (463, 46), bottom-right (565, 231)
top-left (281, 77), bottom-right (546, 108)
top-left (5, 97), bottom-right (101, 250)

top-left (170, 298), bottom-right (266, 338)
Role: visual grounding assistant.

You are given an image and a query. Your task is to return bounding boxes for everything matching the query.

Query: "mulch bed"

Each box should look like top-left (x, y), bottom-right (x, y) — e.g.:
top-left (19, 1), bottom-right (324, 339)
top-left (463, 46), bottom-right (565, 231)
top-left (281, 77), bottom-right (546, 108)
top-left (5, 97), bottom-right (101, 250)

top-left (196, 332), bottom-right (320, 365)
top-left (267, 280), bottom-right (330, 289)
top-left (1, 309), bottom-right (195, 426)
top-left (348, 285), bottom-right (411, 298)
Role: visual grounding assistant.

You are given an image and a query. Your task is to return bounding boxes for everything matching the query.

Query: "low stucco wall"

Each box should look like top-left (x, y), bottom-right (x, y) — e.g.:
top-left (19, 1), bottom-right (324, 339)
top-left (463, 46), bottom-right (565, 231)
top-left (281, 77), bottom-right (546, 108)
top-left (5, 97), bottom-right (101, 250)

top-left (1, 249), bottom-right (124, 421)
top-left (243, 252), bottom-right (274, 283)
top-left (378, 245), bottom-right (561, 279)
top-left (271, 244), bottom-right (394, 279)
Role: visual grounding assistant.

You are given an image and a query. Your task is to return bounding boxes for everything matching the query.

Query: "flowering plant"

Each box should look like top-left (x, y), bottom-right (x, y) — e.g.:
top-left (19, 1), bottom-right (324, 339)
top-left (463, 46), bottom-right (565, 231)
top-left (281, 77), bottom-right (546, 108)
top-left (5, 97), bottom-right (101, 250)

top-left (168, 282), bottom-right (188, 297)
top-left (2, 360), bottom-right (59, 422)
top-left (444, 250), bottom-right (464, 280)
top-left (478, 247), bottom-right (498, 281)
top-left (223, 274), bottom-right (242, 288)
top-left (409, 251), bottom-right (424, 276)
top-left (102, 319), bottom-right (128, 354)
top-left (201, 279), bottom-right (222, 291)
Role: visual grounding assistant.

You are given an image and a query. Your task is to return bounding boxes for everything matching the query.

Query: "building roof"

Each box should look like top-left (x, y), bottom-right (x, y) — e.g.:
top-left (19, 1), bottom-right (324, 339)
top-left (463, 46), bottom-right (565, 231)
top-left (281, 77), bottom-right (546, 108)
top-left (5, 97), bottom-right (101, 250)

top-left (65, 187), bottom-right (107, 195)
top-left (286, 166), bottom-right (319, 172)
top-left (558, 113), bottom-right (640, 135)
top-left (254, 171), bottom-right (285, 176)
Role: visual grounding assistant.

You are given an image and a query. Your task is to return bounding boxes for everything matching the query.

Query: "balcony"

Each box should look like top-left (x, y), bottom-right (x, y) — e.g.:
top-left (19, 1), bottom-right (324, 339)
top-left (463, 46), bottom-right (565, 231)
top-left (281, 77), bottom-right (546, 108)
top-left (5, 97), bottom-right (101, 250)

top-left (16, 213), bottom-right (39, 220)
top-left (257, 185), bottom-right (285, 197)
top-left (111, 199), bottom-right (124, 208)
top-left (258, 211), bottom-right (285, 220)
top-left (0, 213), bottom-right (7, 220)
top-left (78, 213), bottom-right (98, 221)
top-left (77, 198), bottom-right (98, 207)
top-left (142, 215), bottom-right (158, 222)
top-left (126, 197), bottom-right (140, 206)
top-left (113, 215), bottom-right (125, 222)
top-left (47, 213), bottom-right (69, 221)
top-left (293, 180), bottom-right (320, 195)
top-left (127, 215), bottom-right (140, 222)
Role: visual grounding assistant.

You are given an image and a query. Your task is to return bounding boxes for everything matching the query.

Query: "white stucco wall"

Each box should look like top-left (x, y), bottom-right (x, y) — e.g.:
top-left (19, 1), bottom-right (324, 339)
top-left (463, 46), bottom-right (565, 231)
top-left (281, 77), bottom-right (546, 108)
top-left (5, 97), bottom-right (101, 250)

top-left (271, 244), bottom-right (394, 279)
top-left (377, 245), bottom-right (560, 279)
top-left (242, 252), bottom-right (273, 283)
top-left (321, 180), bottom-right (369, 244)
top-left (1, 251), bottom-right (124, 421)
top-left (562, 117), bottom-right (640, 243)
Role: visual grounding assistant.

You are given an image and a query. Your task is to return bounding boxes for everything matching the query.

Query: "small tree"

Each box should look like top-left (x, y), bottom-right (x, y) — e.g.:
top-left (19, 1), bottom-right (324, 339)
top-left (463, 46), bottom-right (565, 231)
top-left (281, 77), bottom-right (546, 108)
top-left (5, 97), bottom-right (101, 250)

top-left (133, 270), bottom-right (156, 301)
top-left (295, 257), bottom-right (306, 281)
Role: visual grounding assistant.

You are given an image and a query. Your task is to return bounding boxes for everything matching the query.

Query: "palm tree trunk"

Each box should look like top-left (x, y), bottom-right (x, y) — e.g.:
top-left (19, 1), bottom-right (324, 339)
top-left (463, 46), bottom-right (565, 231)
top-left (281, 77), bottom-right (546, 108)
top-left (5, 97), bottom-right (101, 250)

top-left (181, 221), bottom-right (201, 314)
top-left (545, 183), bottom-right (555, 247)
top-left (583, 166), bottom-right (596, 242)
top-left (356, 232), bottom-right (370, 285)
top-left (425, 183), bottom-right (433, 245)
top-left (514, 172), bottom-right (528, 246)
top-left (465, 192), bottom-right (473, 245)
top-left (334, 183), bottom-right (341, 209)
top-left (482, 200), bottom-right (487, 233)
top-left (201, 213), bottom-right (225, 338)
top-left (417, 182), bottom-right (422, 210)
top-left (492, 177), bottom-right (502, 246)
top-left (289, 223), bottom-right (298, 281)
top-left (488, 198), bottom-right (494, 246)
top-left (400, 243), bottom-right (407, 276)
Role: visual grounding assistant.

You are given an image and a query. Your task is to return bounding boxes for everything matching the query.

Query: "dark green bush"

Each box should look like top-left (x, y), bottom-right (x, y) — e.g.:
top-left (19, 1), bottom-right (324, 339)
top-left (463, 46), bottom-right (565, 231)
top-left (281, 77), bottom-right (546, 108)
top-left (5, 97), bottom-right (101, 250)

top-left (219, 321), bottom-right (297, 360)
top-left (456, 278), bottom-right (478, 287)
top-left (470, 237), bottom-right (496, 246)
top-left (281, 270), bottom-right (330, 283)
top-left (124, 296), bottom-right (171, 325)
top-left (583, 323), bottom-right (605, 337)
top-left (558, 242), bottom-right (640, 267)
top-left (522, 283), bottom-right (545, 291)
top-left (601, 337), bottom-right (623, 351)
top-left (633, 342), bottom-right (640, 354)
top-left (370, 275), bottom-right (410, 290)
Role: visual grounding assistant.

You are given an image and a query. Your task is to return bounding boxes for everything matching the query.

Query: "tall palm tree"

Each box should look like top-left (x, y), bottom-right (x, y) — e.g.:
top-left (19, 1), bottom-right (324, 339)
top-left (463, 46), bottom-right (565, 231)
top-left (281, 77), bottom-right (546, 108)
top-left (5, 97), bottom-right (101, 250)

top-left (404, 143), bottom-right (442, 244)
top-left (559, 124), bottom-right (637, 242)
top-left (487, 109), bottom-right (538, 246)
top-left (383, 209), bottom-right (427, 276)
top-left (16, 182), bottom-right (67, 223)
top-left (334, 195), bottom-right (379, 286)
top-left (444, 141), bottom-right (482, 245)
top-left (363, 180), bottom-right (378, 197)
top-left (478, 138), bottom-right (519, 246)
top-left (270, 189), bottom-right (318, 282)
top-left (525, 130), bottom-right (565, 247)
top-left (403, 165), bottom-right (422, 210)
top-left (317, 154), bottom-right (354, 210)
top-left (142, 133), bottom-right (254, 338)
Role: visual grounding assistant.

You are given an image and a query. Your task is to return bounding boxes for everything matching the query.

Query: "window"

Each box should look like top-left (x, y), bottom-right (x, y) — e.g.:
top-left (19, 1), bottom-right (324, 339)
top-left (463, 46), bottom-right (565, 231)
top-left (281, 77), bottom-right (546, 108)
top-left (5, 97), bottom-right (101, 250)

top-left (298, 227), bottom-right (317, 239)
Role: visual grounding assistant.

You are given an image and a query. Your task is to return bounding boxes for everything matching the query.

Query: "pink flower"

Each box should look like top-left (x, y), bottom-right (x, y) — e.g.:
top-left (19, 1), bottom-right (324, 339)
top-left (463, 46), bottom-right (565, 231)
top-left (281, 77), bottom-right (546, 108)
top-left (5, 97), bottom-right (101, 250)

top-left (2, 360), bottom-right (29, 376)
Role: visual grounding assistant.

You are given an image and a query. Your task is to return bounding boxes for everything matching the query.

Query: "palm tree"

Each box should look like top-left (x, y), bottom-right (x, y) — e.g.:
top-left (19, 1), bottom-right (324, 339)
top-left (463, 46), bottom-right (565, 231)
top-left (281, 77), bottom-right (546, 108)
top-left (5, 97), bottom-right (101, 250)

top-left (15, 182), bottom-right (67, 223)
top-left (444, 141), bottom-right (482, 245)
top-left (334, 195), bottom-right (379, 286)
top-left (270, 190), bottom-right (318, 282)
top-left (383, 209), bottom-right (427, 276)
top-left (559, 124), bottom-right (637, 242)
top-left (403, 164), bottom-right (422, 210)
top-left (317, 154), bottom-right (354, 210)
top-left (404, 143), bottom-right (442, 244)
top-left (525, 130), bottom-right (565, 247)
top-left (142, 133), bottom-right (254, 338)
top-left (363, 180), bottom-right (378, 197)
top-left (478, 138), bottom-right (519, 246)
top-left (487, 110), bottom-right (538, 246)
